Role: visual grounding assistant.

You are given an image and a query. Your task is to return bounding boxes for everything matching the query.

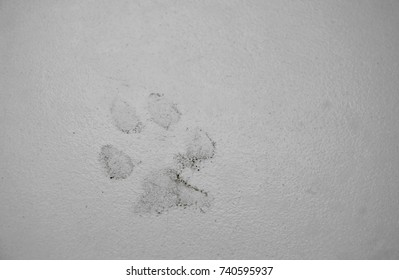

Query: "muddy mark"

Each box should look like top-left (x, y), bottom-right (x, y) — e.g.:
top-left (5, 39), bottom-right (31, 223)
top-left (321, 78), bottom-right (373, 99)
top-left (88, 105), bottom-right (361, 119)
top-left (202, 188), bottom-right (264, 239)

top-left (175, 128), bottom-right (216, 171)
top-left (135, 128), bottom-right (216, 215)
top-left (111, 98), bottom-right (143, 133)
top-left (99, 144), bottom-right (134, 180)
top-left (147, 93), bottom-right (181, 130)
top-left (135, 168), bottom-right (212, 214)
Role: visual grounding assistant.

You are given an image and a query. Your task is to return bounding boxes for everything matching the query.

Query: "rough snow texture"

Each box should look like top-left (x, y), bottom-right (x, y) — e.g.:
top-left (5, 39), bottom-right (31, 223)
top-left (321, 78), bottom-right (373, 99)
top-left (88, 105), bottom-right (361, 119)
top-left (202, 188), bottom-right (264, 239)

top-left (1, 0), bottom-right (399, 260)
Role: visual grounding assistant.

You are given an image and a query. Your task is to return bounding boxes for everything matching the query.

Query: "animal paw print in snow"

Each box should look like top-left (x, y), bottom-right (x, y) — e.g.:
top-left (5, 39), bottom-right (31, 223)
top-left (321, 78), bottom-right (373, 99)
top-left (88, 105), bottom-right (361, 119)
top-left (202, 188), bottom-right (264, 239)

top-left (98, 93), bottom-right (216, 214)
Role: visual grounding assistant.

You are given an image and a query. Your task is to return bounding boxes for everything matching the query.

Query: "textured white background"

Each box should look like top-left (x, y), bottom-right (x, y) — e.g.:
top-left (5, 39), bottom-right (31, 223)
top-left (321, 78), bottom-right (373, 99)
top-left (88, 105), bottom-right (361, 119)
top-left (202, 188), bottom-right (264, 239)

top-left (1, 0), bottom-right (399, 259)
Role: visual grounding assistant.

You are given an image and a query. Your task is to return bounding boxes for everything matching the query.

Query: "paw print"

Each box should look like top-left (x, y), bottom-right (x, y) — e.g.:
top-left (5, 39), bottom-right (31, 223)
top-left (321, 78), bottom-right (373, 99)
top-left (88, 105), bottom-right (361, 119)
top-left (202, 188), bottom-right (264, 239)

top-left (99, 93), bottom-right (216, 214)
